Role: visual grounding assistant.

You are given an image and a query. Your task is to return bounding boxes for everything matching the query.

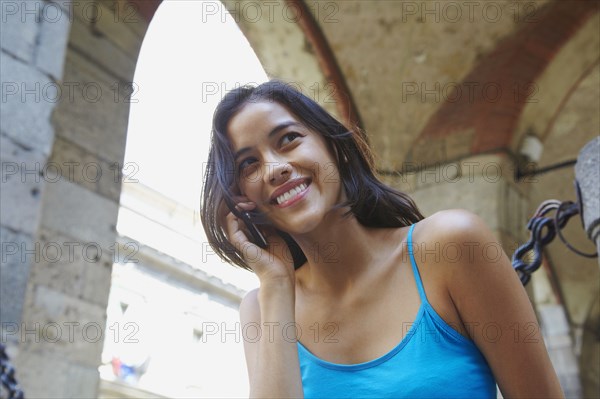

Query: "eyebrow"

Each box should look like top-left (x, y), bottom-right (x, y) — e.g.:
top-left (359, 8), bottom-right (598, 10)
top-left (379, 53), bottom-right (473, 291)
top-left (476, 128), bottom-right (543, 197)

top-left (233, 121), bottom-right (303, 161)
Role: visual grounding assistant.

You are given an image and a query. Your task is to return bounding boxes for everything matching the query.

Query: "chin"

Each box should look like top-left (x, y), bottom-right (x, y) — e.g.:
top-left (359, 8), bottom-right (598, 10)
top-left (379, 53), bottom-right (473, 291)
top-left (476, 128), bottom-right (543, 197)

top-left (274, 208), bottom-right (330, 236)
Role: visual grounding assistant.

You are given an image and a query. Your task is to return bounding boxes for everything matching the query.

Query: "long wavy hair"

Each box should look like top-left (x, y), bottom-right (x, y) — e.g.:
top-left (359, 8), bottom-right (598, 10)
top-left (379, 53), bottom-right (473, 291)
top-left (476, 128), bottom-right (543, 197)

top-left (200, 80), bottom-right (424, 271)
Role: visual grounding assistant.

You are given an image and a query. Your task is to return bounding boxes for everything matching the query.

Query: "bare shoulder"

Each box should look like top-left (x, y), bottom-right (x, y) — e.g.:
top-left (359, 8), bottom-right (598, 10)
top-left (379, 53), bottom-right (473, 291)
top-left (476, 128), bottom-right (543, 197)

top-left (414, 208), bottom-right (514, 295)
top-left (419, 208), bottom-right (495, 245)
top-left (416, 214), bottom-right (563, 398)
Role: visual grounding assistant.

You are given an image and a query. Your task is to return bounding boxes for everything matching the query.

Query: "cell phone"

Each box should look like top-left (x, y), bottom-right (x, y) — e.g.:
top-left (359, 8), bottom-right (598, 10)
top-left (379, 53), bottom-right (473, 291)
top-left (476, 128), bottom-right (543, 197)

top-left (224, 197), bottom-right (268, 249)
top-left (238, 210), bottom-right (269, 249)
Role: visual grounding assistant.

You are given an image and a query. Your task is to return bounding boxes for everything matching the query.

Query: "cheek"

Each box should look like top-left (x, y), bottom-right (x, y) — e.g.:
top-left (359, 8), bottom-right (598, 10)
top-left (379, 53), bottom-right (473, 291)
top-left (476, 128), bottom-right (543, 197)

top-left (240, 164), bottom-right (264, 185)
top-left (239, 180), bottom-right (261, 201)
top-left (237, 167), bottom-right (264, 196)
top-left (311, 151), bottom-right (340, 183)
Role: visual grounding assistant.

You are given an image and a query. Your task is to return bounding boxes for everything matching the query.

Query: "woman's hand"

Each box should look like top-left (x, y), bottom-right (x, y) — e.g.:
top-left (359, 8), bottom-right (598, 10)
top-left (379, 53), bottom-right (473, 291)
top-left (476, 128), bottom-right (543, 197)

top-left (227, 197), bottom-right (304, 398)
top-left (221, 196), bottom-right (296, 285)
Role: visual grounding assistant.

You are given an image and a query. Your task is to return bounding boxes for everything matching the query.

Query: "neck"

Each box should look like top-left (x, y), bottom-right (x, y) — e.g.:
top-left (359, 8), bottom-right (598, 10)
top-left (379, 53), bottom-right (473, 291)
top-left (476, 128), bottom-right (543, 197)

top-left (291, 208), bottom-right (399, 295)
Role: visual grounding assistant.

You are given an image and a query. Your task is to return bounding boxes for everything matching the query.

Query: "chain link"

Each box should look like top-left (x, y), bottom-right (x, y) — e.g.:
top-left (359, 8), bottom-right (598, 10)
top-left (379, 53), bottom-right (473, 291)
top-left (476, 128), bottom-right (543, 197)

top-left (0, 344), bottom-right (24, 399)
top-left (512, 198), bottom-right (597, 286)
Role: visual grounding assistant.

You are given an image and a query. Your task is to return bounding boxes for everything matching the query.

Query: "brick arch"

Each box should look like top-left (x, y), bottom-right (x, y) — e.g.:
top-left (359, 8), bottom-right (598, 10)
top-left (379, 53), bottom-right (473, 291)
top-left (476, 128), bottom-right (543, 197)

top-left (409, 0), bottom-right (598, 165)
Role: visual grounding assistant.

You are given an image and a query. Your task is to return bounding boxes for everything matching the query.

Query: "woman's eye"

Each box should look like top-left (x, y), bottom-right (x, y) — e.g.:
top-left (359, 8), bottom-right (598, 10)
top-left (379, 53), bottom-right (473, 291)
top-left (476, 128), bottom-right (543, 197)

top-left (238, 158), bottom-right (257, 173)
top-left (280, 132), bottom-right (302, 146)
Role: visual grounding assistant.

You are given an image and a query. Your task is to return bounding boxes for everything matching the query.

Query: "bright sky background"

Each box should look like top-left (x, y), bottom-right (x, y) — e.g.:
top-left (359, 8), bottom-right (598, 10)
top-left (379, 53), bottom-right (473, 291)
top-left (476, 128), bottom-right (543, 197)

top-left (109, 2), bottom-right (272, 396)
top-left (118, 1), bottom-right (269, 291)
top-left (125, 1), bottom-right (268, 208)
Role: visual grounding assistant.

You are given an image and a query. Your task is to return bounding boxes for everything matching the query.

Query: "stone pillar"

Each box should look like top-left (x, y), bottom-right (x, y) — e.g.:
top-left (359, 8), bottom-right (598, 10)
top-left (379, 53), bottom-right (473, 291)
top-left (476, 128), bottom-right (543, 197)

top-left (575, 137), bottom-right (600, 398)
top-left (1, 0), bottom-right (71, 365)
top-left (1, 1), bottom-right (148, 397)
top-left (575, 137), bottom-right (600, 259)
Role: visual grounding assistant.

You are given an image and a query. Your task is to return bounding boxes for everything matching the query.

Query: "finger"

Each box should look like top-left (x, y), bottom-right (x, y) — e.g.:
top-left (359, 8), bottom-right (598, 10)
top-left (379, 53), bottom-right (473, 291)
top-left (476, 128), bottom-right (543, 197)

top-left (224, 213), bottom-right (296, 276)
top-left (217, 195), bottom-right (250, 225)
top-left (224, 210), bottom-right (257, 258)
top-left (236, 201), bottom-right (256, 212)
top-left (218, 198), bottom-right (258, 227)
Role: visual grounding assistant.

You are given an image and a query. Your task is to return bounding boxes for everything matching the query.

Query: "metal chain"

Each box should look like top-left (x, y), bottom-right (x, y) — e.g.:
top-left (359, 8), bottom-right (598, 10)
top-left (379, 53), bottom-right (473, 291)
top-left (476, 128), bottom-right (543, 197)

top-left (512, 198), bottom-right (598, 286)
top-left (0, 344), bottom-right (24, 399)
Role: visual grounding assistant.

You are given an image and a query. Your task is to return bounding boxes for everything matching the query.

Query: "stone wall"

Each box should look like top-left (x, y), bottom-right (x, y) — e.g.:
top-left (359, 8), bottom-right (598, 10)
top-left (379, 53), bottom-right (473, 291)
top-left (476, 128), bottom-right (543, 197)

top-left (1, 0), bottom-right (70, 332)
top-left (1, 1), bottom-right (148, 397)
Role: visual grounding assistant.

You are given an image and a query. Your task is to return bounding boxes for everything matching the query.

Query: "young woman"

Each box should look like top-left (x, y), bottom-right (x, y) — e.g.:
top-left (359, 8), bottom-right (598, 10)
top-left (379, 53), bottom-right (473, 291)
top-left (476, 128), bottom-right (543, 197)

top-left (201, 81), bottom-right (563, 398)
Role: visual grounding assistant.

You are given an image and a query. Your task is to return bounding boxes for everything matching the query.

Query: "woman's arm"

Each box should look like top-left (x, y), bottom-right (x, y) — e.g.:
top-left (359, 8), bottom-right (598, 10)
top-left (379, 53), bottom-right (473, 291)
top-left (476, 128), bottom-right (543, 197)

top-left (240, 284), bottom-right (304, 398)
top-left (225, 202), bottom-right (303, 398)
top-left (433, 209), bottom-right (564, 398)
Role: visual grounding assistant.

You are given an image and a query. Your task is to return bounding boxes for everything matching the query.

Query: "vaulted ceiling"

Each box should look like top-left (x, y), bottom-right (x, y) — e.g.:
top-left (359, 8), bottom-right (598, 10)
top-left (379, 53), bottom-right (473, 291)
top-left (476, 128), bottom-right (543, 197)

top-left (134, 0), bottom-right (598, 173)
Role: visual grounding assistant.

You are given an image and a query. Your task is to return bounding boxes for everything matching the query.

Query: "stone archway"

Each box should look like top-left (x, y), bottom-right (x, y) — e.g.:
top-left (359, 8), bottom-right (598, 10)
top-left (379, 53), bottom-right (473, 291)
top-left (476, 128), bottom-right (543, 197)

top-left (2, 1), bottom-right (598, 397)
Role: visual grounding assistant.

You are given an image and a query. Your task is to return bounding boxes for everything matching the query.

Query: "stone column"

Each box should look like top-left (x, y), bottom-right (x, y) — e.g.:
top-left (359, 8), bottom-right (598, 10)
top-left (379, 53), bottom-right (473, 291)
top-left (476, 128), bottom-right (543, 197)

top-left (2, 1), bottom-right (148, 397)
top-left (575, 137), bottom-right (600, 398)
top-left (575, 137), bottom-right (600, 259)
top-left (1, 0), bottom-right (71, 362)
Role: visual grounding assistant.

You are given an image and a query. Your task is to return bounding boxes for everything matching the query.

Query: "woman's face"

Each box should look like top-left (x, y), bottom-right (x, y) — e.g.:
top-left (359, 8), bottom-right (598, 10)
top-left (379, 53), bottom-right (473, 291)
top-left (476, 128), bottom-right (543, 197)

top-left (226, 101), bottom-right (345, 234)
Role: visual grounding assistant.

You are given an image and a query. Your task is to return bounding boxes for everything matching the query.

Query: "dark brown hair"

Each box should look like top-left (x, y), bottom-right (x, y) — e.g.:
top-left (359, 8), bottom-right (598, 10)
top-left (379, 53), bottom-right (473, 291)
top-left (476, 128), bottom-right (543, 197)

top-left (201, 80), bottom-right (424, 271)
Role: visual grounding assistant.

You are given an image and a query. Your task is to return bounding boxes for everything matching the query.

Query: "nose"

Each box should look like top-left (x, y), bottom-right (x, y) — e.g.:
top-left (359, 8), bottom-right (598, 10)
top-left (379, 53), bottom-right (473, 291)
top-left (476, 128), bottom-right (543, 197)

top-left (267, 162), bottom-right (292, 186)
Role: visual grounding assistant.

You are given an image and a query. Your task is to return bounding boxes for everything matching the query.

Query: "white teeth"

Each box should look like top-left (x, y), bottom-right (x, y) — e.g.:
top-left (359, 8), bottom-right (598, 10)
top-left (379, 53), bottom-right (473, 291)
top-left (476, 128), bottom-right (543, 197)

top-left (276, 183), bottom-right (308, 205)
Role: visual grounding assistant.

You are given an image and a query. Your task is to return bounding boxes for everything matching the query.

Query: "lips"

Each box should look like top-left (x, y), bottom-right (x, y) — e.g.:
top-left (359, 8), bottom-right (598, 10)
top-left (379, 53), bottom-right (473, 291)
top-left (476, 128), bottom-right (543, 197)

top-left (269, 178), bottom-right (311, 206)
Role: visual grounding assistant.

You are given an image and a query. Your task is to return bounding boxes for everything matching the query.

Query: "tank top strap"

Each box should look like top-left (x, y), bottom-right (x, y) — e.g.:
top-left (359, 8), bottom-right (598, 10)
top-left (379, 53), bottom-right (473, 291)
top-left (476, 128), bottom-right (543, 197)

top-left (407, 224), bottom-right (429, 304)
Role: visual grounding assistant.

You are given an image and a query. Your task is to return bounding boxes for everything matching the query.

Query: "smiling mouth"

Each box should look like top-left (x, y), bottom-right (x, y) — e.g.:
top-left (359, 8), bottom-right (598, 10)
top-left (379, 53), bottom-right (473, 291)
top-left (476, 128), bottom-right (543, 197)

top-left (270, 179), bottom-right (312, 206)
top-left (275, 182), bottom-right (308, 205)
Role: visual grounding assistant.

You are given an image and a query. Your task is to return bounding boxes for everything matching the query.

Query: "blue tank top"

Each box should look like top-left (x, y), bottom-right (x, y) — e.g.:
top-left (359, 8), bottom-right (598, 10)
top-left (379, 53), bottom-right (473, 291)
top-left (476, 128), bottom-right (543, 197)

top-left (297, 224), bottom-right (497, 398)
